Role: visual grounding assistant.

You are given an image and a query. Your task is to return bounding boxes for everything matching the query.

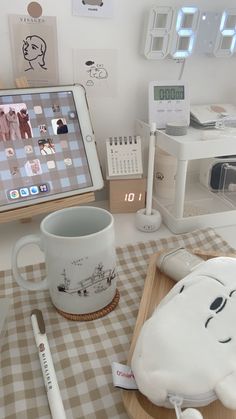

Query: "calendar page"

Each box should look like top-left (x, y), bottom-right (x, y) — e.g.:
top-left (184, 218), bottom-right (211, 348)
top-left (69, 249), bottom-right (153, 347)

top-left (106, 136), bottom-right (143, 179)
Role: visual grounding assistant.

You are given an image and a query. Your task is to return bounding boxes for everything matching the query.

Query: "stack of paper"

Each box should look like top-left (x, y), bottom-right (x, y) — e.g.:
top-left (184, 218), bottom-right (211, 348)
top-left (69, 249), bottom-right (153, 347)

top-left (190, 104), bottom-right (236, 129)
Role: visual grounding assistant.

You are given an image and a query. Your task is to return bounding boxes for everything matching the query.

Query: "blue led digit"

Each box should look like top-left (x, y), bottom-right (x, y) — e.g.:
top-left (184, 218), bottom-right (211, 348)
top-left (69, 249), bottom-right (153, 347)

top-left (214, 11), bottom-right (236, 56)
top-left (171, 7), bottom-right (199, 59)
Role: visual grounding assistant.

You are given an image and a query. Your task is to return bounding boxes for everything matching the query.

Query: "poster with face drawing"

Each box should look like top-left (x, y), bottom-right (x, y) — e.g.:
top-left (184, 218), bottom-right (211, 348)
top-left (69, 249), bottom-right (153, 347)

top-left (74, 49), bottom-right (117, 97)
top-left (8, 15), bottom-right (59, 87)
top-left (72, 0), bottom-right (114, 18)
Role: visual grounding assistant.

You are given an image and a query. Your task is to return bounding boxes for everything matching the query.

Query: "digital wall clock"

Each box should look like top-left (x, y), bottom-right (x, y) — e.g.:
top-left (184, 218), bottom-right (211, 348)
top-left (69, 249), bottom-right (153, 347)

top-left (142, 6), bottom-right (236, 60)
top-left (148, 80), bottom-right (190, 128)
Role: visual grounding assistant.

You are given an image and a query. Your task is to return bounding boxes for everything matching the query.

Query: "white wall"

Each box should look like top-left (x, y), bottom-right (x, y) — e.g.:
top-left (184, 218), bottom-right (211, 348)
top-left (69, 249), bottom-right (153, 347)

top-left (1, 0), bottom-right (236, 175)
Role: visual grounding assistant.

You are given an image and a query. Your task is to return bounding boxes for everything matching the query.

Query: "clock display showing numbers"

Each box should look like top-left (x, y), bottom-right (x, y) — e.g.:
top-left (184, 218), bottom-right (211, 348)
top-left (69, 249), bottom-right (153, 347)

top-left (109, 178), bottom-right (146, 213)
top-left (143, 6), bottom-right (236, 59)
top-left (124, 192), bottom-right (143, 202)
top-left (154, 85), bottom-right (185, 101)
top-left (149, 80), bottom-right (189, 129)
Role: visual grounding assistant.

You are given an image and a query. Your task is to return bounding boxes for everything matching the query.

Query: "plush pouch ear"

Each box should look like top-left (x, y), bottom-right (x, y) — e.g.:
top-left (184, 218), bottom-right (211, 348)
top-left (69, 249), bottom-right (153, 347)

top-left (215, 371), bottom-right (236, 409)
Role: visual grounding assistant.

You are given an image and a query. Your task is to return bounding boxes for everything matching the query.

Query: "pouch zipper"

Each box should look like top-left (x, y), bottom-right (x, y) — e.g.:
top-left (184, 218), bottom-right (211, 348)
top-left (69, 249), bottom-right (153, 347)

top-left (168, 390), bottom-right (216, 408)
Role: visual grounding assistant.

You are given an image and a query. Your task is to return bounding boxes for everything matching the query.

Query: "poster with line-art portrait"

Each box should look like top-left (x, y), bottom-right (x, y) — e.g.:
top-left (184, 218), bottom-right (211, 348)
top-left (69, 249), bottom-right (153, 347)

top-left (8, 15), bottom-right (59, 87)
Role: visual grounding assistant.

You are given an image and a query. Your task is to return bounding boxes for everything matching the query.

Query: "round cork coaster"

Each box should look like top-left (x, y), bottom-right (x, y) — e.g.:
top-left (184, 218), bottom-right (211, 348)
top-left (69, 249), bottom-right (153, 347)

top-left (55, 289), bottom-right (120, 321)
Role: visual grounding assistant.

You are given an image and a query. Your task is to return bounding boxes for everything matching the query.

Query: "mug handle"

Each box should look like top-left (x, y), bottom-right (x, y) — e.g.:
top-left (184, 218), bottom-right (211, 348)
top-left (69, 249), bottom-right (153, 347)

top-left (12, 234), bottom-right (48, 291)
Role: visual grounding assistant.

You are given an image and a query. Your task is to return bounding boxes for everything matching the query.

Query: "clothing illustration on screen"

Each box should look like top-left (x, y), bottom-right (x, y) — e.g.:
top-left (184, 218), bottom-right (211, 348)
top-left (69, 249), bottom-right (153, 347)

top-left (22, 35), bottom-right (47, 71)
top-left (0, 108), bottom-right (10, 141)
top-left (6, 108), bottom-right (21, 140)
top-left (17, 108), bottom-right (32, 139)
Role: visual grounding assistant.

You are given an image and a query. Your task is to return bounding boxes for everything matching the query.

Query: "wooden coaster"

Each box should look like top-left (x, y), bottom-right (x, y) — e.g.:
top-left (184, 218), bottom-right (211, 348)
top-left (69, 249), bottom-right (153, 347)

top-left (55, 289), bottom-right (120, 321)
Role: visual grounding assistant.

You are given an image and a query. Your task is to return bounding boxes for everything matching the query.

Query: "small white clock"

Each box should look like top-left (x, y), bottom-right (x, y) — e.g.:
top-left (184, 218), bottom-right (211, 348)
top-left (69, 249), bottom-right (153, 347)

top-left (148, 80), bottom-right (190, 129)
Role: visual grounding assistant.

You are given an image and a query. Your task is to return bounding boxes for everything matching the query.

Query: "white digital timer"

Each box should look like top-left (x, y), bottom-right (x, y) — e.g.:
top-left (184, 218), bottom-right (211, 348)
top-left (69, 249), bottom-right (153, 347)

top-left (148, 80), bottom-right (190, 129)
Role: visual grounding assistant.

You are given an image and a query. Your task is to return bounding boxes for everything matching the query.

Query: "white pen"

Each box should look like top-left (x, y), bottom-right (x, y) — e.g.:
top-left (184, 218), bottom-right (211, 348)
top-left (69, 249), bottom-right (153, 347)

top-left (145, 122), bottom-right (156, 216)
top-left (31, 309), bottom-right (67, 419)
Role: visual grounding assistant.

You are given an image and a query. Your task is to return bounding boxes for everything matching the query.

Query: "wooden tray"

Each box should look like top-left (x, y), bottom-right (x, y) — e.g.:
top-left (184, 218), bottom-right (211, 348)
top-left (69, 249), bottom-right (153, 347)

top-left (122, 249), bottom-right (236, 419)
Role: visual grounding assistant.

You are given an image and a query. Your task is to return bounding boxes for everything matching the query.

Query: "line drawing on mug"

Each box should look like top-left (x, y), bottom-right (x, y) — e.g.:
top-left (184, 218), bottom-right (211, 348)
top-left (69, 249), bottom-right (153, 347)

top-left (57, 262), bottom-right (116, 296)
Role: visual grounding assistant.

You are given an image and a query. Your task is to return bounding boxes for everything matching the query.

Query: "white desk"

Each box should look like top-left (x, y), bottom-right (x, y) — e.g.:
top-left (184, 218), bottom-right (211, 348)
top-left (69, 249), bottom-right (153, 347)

top-left (0, 201), bottom-right (236, 270)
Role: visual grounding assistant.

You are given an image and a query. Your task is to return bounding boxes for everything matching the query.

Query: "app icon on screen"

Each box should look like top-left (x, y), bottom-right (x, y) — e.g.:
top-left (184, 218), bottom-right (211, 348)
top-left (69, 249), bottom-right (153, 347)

top-left (30, 185), bottom-right (39, 195)
top-left (6, 148), bottom-right (14, 157)
top-left (39, 184), bottom-right (49, 193)
top-left (39, 124), bottom-right (47, 134)
top-left (60, 140), bottom-right (68, 149)
top-left (25, 159), bottom-right (42, 176)
top-left (38, 138), bottom-right (55, 155)
top-left (68, 111), bottom-right (76, 119)
top-left (20, 187), bottom-right (29, 197)
top-left (64, 158), bottom-right (72, 166)
top-left (52, 104), bottom-right (60, 113)
top-left (9, 189), bottom-right (20, 199)
top-left (47, 160), bottom-right (56, 169)
top-left (24, 145), bottom-right (33, 154)
top-left (10, 166), bottom-right (19, 176)
top-left (34, 105), bottom-right (43, 114)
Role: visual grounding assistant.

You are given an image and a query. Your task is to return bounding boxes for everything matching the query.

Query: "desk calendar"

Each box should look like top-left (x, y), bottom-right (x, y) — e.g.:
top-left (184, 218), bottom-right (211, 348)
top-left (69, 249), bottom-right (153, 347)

top-left (106, 136), bottom-right (143, 179)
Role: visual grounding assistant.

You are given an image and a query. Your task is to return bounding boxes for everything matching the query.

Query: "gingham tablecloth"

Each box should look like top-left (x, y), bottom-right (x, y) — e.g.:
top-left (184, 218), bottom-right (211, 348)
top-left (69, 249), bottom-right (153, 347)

top-left (0, 228), bottom-right (235, 419)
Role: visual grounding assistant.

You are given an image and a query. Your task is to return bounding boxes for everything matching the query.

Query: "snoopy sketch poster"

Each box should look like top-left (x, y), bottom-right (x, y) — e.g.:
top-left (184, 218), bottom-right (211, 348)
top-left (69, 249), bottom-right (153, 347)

top-left (8, 15), bottom-right (59, 86)
top-left (75, 49), bottom-right (117, 97)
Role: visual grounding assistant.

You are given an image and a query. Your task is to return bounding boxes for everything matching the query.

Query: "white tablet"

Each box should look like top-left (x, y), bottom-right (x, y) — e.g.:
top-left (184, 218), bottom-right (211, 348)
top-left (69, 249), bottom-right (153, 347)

top-left (0, 84), bottom-right (104, 212)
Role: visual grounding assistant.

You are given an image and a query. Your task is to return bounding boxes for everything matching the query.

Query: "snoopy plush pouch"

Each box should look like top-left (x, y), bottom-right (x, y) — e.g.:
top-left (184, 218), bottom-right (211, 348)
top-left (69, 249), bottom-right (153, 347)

top-left (122, 251), bottom-right (236, 419)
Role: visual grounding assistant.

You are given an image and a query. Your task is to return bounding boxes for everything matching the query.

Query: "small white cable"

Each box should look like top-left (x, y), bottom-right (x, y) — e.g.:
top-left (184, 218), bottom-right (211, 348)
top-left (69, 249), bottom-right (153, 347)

top-left (178, 59), bottom-right (186, 80)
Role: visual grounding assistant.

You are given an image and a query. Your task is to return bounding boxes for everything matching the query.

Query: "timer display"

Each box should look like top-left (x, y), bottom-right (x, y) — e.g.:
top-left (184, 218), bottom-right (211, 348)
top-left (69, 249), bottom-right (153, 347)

top-left (149, 80), bottom-right (189, 129)
top-left (154, 85), bottom-right (185, 101)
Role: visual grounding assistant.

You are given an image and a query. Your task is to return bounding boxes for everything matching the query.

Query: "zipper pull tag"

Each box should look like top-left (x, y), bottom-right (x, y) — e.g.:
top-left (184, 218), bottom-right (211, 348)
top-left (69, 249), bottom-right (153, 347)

top-left (169, 395), bottom-right (184, 419)
top-left (169, 395), bottom-right (203, 419)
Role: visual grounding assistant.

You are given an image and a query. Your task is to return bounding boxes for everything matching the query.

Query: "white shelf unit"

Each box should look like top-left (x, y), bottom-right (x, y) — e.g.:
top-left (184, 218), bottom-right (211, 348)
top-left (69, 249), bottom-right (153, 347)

top-left (135, 120), bottom-right (236, 233)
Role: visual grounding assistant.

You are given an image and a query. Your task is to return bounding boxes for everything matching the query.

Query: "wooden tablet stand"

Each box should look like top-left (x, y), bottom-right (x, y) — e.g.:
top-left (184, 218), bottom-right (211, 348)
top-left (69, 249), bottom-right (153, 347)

top-left (0, 78), bottom-right (96, 224)
top-left (0, 192), bottom-right (95, 223)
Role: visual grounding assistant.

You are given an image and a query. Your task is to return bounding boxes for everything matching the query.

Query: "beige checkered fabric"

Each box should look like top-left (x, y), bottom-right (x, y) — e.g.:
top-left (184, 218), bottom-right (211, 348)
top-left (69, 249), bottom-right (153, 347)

top-left (0, 228), bottom-right (235, 419)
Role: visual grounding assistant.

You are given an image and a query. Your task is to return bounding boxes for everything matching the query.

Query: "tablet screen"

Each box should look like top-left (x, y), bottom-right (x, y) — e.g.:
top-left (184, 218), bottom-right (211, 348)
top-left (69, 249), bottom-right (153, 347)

top-left (0, 85), bottom-right (103, 211)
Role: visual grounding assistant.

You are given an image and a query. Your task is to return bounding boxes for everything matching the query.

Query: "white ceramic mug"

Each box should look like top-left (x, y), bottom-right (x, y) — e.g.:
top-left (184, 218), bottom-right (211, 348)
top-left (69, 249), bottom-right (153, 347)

top-left (12, 206), bottom-right (118, 317)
